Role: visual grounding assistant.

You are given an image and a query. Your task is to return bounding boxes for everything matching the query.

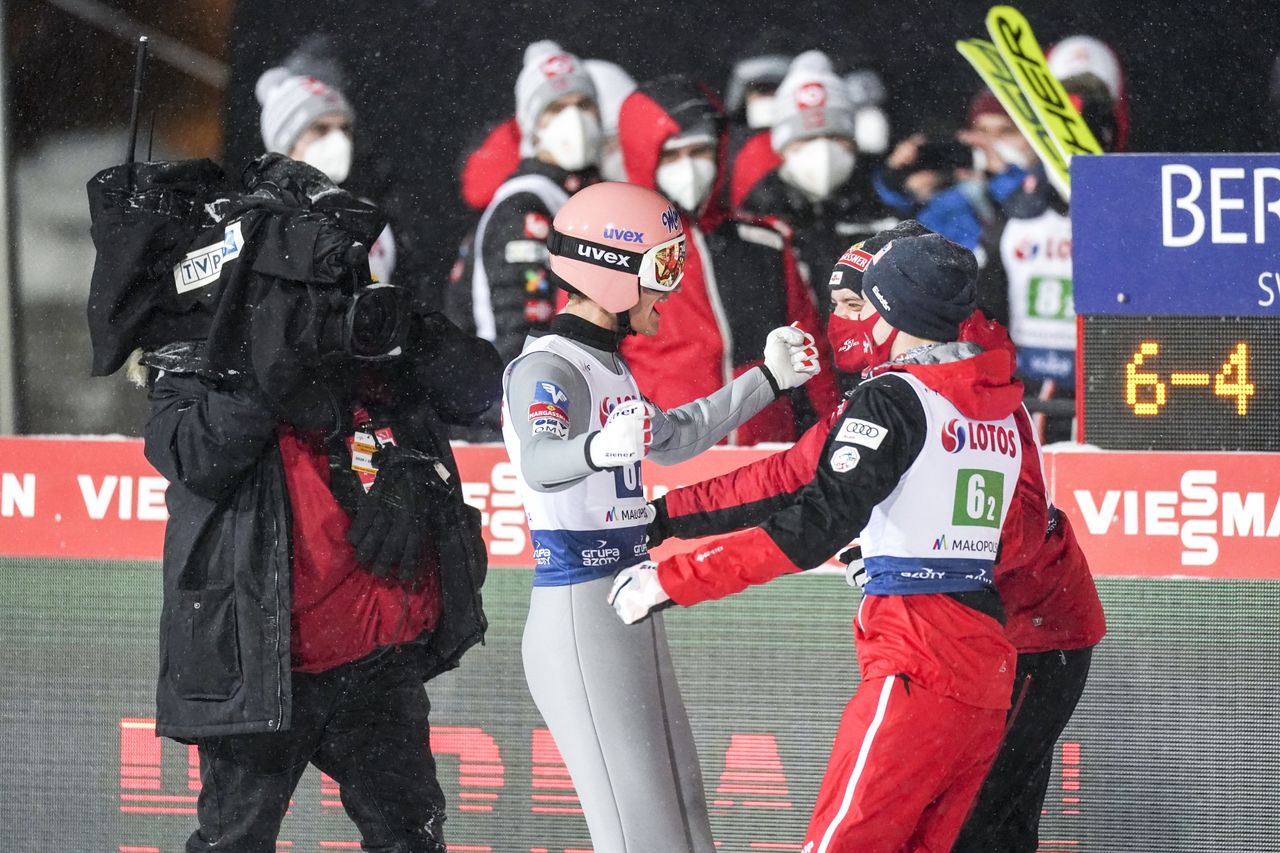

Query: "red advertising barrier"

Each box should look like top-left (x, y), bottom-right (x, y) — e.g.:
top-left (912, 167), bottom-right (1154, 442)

top-left (1, 438), bottom-right (1277, 578)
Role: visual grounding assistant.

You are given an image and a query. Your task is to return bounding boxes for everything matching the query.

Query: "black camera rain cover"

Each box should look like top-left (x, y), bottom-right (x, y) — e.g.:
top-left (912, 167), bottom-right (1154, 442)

top-left (86, 159), bottom-right (233, 375)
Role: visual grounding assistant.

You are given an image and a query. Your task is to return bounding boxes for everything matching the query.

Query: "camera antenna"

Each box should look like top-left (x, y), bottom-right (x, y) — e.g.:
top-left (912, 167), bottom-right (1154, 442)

top-left (124, 35), bottom-right (150, 175)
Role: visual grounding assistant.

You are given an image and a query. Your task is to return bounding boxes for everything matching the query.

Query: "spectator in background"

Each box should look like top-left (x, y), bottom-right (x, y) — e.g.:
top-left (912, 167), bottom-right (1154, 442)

top-left (256, 66), bottom-right (397, 284)
top-left (457, 58), bottom-right (635, 211)
top-left (738, 50), bottom-right (897, 310)
top-left (723, 30), bottom-right (795, 211)
top-left (843, 65), bottom-right (893, 157)
top-left (1047, 35), bottom-right (1130, 151)
top-left (445, 40), bottom-right (600, 373)
top-left (617, 74), bottom-right (838, 444)
top-left (586, 60), bottom-right (639, 182)
top-left (978, 73), bottom-right (1119, 444)
top-left (872, 88), bottom-right (1033, 253)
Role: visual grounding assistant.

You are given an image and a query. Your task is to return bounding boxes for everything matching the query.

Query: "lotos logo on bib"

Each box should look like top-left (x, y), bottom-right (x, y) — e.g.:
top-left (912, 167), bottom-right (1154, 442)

top-left (941, 418), bottom-right (1017, 458)
top-left (941, 419), bottom-right (967, 453)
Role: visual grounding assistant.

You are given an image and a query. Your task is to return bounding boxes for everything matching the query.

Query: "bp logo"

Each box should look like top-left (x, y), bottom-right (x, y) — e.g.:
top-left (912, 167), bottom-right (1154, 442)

top-left (941, 418), bottom-right (967, 453)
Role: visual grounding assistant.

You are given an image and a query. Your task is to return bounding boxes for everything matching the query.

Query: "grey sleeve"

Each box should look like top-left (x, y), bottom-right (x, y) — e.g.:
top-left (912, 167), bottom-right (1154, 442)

top-left (505, 351), bottom-right (598, 492)
top-left (647, 366), bottom-right (778, 465)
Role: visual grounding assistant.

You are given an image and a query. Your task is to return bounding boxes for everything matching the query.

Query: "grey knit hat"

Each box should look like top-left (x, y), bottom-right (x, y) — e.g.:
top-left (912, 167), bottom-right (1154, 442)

top-left (515, 41), bottom-right (596, 156)
top-left (770, 51), bottom-right (857, 154)
top-left (255, 67), bottom-right (354, 154)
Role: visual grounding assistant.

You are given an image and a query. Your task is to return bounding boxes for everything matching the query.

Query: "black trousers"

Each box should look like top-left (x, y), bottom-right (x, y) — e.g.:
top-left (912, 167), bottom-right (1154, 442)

top-left (951, 646), bottom-right (1094, 853)
top-left (186, 648), bottom-right (447, 853)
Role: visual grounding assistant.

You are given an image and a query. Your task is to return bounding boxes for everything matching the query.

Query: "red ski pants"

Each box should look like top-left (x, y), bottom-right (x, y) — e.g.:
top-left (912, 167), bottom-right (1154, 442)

top-left (801, 675), bottom-right (1005, 853)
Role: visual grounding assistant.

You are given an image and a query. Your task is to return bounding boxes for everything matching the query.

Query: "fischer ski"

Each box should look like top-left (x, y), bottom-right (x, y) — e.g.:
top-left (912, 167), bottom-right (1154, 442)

top-left (955, 37), bottom-right (1071, 199)
top-left (986, 5), bottom-right (1103, 162)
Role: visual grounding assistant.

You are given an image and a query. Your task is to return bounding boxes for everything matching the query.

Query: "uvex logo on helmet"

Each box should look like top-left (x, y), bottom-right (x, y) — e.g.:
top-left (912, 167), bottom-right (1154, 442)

top-left (603, 225), bottom-right (645, 243)
top-left (540, 54), bottom-right (575, 77)
top-left (796, 82), bottom-right (828, 108)
top-left (577, 244), bottom-right (632, 268)
top-left (942, 418), bottom-right (1018, 457)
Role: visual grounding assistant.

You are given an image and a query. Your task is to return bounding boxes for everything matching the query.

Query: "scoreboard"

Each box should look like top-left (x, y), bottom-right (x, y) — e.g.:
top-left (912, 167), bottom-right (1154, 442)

top-left (1073, 154), bottom-right (1280, 451)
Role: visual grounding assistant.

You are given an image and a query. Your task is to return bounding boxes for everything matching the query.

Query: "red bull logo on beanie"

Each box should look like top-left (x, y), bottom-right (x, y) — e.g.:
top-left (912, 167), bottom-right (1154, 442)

top-left (540, 54), bottom-right (575, 78)
top-left (941, 418), bottom-right (1017, 457)
top-left (795, 82), bottom-right (828, 109)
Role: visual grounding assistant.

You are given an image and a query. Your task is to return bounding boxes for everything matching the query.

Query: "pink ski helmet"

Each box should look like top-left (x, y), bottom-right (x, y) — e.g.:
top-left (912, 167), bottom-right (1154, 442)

top-left (547, 181), bottom-right (686, 312)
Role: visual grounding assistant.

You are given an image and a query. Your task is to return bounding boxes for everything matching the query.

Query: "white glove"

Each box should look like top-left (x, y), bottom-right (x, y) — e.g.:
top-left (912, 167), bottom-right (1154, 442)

top-left (608, 560), bottom-right (671, 624)
top-left (763, 324), bottom-right (821, 391)
top-left (589, 400), bottom-right (652, 469)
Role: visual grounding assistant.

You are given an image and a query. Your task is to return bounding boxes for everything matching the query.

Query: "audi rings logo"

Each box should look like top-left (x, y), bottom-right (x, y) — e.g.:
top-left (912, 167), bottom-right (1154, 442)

top-left (941, 418), bottom-right (967, 453)
top-left (834, 417), bottom-right (887, 449)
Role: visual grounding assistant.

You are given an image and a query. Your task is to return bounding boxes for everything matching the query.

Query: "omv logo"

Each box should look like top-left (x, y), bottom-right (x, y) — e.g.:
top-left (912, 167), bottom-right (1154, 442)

top-left (941, 418), bottom-right (967, 453)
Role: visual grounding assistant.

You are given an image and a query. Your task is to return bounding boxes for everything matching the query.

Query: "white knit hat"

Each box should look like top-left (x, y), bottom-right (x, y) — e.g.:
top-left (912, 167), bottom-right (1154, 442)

top-left (770, 51), bottom-right (857, 154)
top-left (255, 67), bottom-right (354, 154)
top-left (515, 41), bottom-right (597, 155)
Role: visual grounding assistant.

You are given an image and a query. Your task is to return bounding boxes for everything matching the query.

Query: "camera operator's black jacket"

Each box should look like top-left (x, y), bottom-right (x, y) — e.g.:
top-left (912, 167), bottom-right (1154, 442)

top-left (143, 318), bottom-right (501, 741)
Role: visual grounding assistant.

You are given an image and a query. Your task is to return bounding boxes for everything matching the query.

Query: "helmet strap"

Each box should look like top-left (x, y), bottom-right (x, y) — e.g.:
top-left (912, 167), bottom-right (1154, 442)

top-left (615, 309), bottom-right (633, 342)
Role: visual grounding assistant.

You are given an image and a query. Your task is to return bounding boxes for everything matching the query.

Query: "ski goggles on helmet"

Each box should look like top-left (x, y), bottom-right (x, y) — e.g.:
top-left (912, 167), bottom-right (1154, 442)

top-left (547, 230), bottom-right (687, 292)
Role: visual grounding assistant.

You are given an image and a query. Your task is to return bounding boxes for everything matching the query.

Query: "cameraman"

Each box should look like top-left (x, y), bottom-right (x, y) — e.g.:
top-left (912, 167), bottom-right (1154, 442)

top-left (141, 200), bottom-right (501, 850)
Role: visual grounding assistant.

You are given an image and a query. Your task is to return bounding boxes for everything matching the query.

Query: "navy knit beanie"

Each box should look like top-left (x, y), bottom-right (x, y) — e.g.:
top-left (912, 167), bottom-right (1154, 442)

top-left (862, 233), bottom-right (977, 342)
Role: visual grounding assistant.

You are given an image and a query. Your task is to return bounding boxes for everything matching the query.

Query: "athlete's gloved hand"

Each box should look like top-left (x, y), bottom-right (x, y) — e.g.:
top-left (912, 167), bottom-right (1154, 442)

top-left (348, 445), bottom-right (450, 583)
top-left (588, 400), bottom-right (652, 469)
top-left (608, 560), bottom-right (671, 624)
top-left (839, 544), bottom-right (868, 588)
top-left (644, 497), bottom-right (672, 548)
top-left (762, 324), bottom-right (821, 392)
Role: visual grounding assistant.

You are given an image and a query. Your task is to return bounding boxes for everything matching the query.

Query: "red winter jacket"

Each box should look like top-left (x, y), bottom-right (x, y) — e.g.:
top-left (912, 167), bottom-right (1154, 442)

top-left (616, 77), bottom-right (837, 443)
top-left (460, 118), bottom-right (522, 211)
top-left (658, 313), bottom-right (1105, 655)
top-left (278, 427), bottom-right (441, 674)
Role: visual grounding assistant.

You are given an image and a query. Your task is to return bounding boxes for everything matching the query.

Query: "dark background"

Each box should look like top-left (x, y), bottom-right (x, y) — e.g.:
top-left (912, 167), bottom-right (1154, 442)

top-left (14, 0), bottom-right (1280, 292)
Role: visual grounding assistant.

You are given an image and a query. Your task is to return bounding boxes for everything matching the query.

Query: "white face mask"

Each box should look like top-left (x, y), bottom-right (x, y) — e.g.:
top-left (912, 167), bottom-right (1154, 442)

top-left (780, 137), bottom-right (856, 201)
top-left (599, 139), bottom-right (627, 182)
top-left (853, 107), bottom-right (890, 155)
top-left (536, 106), bottom-right (602, 172)
top-left (656, 154), bottom-right (717, 214)
top-left (745, 95), bottom-right (776, 129)
top-left (300, 129), bottom-right (353, 185)
top-left (992, 138), bottom-right (1034, 171)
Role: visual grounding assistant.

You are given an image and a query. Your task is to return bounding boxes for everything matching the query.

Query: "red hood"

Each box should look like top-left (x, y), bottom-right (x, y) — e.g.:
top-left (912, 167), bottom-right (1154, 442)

top-left (886, 316), bottom-right (1024, 421)
top-left (617, 77), bottom-right (729, 233)
top-left (460, 117), bottom-right (521, 211)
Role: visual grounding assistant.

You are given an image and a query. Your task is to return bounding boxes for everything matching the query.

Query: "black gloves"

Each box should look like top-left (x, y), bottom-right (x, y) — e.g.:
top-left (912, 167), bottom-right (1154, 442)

top-left (347, 444), bottom-right (452, 584)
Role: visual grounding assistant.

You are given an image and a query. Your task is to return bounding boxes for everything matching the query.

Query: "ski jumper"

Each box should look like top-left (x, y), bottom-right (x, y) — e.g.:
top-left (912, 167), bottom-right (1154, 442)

top-left (501, 314), bottom-right (777, 853)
